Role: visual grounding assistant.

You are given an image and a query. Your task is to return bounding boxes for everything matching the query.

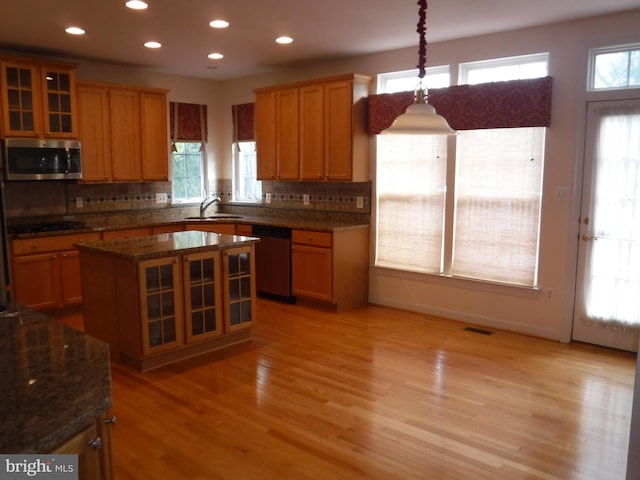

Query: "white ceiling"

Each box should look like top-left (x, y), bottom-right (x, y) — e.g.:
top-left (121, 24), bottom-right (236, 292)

top-left (0, 0), bottom-right (638, 80)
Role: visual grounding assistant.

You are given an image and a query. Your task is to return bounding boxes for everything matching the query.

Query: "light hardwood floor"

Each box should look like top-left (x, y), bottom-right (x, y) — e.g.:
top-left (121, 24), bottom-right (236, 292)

top-left (91, 299), bottom-right (635, 479)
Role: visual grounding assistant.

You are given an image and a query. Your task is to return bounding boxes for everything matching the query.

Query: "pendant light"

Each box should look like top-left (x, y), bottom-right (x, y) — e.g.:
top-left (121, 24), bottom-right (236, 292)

top-left (382, 0), bottom-right (456, 135)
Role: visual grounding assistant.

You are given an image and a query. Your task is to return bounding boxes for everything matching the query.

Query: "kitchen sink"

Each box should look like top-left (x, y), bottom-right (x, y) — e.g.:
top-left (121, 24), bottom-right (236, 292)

top-left (184, 214), bottom-right (243, 220)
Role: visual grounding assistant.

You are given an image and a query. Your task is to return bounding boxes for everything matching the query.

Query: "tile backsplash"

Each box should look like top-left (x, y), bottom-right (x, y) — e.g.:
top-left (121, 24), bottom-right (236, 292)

top-left (3, 179), bottom-right (371, 224)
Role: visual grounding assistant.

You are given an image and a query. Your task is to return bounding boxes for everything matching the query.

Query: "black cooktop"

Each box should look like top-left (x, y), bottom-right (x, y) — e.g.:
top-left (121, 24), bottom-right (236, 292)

top-left (7, 220), bottom-right (86, 235)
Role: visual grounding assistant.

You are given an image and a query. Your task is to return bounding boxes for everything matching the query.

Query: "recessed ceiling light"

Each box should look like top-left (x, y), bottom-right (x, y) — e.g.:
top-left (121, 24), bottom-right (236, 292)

top-left (144, 41), bottom-right (161, 49)
top-left (209, 19), bottom-right (229, 29)
top-left (275, 36), bottom-right (293, 45)
top-left (65, 26), bottom-right (86, 36)
top-left (126, 0), bottom-right (148, 10)
top-left (208, 52), bottom-right (224, 60)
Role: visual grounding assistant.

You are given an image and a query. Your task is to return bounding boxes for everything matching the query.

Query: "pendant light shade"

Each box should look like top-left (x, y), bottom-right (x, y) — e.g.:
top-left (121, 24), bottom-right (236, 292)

top-left (381, 89), bottom-right (456, 135)
top-left (381, 0), bottom-right (456, 136)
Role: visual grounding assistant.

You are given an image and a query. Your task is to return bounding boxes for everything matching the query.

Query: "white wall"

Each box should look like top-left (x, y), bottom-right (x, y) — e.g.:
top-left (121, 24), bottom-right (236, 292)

top-left (76, 8), bottom-right (640, 341)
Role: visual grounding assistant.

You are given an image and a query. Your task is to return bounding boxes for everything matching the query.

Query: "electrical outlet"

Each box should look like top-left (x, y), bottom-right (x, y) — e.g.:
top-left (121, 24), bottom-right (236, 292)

top-left (356, 196), bottom-right (364, 209)
top-left (303, 194), bottom-right (310, 205)
top-left (265, 193), bottom-right (272, 204)
top-left (75, 197), bottom-right (83, 208)
top-left (155, 193), bottom-right (168, 204)
top-left (554, 186), bottom-right (569, 200)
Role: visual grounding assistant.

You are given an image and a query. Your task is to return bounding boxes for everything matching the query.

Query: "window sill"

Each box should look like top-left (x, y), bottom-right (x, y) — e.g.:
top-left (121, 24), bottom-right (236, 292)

top-left (372, 265), bottom-right (540, 300)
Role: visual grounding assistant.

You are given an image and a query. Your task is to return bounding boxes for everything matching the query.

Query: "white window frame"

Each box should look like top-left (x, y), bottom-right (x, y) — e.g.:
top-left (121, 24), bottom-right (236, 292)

top-left (587, 43), bottom-right (640, 91)
top-left (232, 140), bottom-right (262, 203)
top-left (171, 141), bottom-right (206, 204)
top-left (459, 52), bottom-right (549, 85)
top-left (377, 66), bottom-right (451, 93)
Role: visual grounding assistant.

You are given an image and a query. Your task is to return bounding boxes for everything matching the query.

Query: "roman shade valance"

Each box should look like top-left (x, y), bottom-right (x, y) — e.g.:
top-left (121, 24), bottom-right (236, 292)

top-left (232, 102), bottom-right (255, 142)
top-left (169, 102), bottom-right (208, 149)
top-left (368, 76), bottom-right (553, 134)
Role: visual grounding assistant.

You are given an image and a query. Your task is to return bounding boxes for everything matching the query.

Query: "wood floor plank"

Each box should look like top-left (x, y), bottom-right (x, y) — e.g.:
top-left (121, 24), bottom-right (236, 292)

top-left (107, 299), bottom-right (635, 479)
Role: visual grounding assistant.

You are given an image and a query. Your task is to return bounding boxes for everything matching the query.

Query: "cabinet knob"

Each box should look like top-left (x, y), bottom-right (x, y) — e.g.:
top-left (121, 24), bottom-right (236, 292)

top-left (88, 437), bottom-right (103, 450)
top-left (104, 415), bottom-right (117, 425)
top-left (307, 236), bottom-right (313, 241)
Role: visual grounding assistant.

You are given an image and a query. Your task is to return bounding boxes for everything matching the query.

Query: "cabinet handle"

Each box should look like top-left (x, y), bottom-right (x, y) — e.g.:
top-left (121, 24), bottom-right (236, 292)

top-left (88, 437), bottom-right (103, 450)
top-left (31, 244), bottom-right (38, 250)
top-left (307, 236), bottom-right (313, 241)
top-left (104, 415), bottom-right (117, 425)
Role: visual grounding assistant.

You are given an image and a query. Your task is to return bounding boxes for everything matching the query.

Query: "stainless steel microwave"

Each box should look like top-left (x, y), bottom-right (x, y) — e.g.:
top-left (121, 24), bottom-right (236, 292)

top-left (1, 138), bottom-right (82, 181)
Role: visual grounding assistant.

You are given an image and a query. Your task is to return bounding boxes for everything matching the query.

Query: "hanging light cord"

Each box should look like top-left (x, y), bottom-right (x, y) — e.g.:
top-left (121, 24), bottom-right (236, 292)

top-left (414, 0), bottom-right (428, 103)
top-left (416, 0), bottom-right (427, 79)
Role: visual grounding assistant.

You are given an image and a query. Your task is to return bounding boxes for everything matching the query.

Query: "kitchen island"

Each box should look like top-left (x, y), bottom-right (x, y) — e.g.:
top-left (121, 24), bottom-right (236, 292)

top-left (77, 230), bottom-right (258, 371)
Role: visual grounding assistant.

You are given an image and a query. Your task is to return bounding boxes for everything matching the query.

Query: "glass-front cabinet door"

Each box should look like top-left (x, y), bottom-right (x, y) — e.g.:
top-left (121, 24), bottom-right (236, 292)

top-left (41, 66), bottom-right (77, 137)
top-left (183, 251), bottom-right (223, 343)
top-left (223, 246), bottom-right (256, 332)
top-left (0, 60), bottom-right (77, 138)
top-left (139, 256), bottom-right (184, 356)
top-left (0, 62), bottom-right (41, 137)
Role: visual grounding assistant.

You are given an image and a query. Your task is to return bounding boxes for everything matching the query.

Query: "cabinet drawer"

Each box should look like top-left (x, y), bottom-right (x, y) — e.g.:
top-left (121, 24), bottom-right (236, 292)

top-left (12, 232), bottom-right (101, 255)
top-left (292, 229), bottom-right (332, 247)
top-left (102, 227), bottom-right (153, 240)
top-left (235, 224), bottom-right (253, 236)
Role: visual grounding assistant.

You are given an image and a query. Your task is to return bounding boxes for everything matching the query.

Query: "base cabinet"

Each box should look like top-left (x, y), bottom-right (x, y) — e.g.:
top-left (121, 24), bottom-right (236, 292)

top-left (292, 227), bottom-right (369, 311)
top-left (52, 412), bottom-right (115, 480)
top-left (10, 233), bottom-right (101, 310)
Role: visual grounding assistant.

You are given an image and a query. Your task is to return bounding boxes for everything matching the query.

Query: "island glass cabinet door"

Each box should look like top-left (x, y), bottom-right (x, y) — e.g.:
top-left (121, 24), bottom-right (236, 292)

top-left (183, 251), bottom-right (223, 343)
top-left (138, 256), bottom-right (184, 356)
top-left (223, 246), bottom-right (256, 332)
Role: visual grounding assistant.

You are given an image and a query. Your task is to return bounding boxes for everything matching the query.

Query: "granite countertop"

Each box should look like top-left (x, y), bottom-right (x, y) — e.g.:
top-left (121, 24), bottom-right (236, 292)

top-left (75, 229), bottom-right (259, 260)
top-left (7, 213), bottom-right (369, 240)
top-left (0, 304), bottom-right (112, 453)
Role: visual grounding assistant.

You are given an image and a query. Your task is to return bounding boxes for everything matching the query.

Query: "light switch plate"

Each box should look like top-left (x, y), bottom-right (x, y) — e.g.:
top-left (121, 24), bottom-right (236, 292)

top-left (265, 193), bottom-right (272, 204)
top-left (155, 193), bottom-right (168, 203)
top-left (303, 194), bottom-right (310, 205)
top-left (75, 197), bottom-right (83, 208)
top-left (356, 196), bottom-right (364, 209)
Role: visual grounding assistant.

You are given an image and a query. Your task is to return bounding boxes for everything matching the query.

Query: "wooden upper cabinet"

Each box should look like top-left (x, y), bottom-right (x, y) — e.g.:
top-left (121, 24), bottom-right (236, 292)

top-left (76, 80), bottom-right (168, 183)
top-left (254, 88), bottom-right (300, 180)
top-left (77, 83), bottom-right (111, 182)
top-left (0, 57), bottom-right (78, 138)
top-left (255, 91), bottom-right (277, 180)
top-left (109, 88), bottom-right (142, 182)
top-left (299, 84), bottom-right (325, 180)
top-left (140, 91), bottom-right (169, 181)
top-left (275, 88), bottom-right (300, 180)
top-left (254, 74), bottom-right (371, 182)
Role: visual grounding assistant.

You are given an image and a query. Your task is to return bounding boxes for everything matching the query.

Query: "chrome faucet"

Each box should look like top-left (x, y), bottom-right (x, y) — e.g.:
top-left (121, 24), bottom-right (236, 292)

top-left (199, 195), bottom-right (221, 218)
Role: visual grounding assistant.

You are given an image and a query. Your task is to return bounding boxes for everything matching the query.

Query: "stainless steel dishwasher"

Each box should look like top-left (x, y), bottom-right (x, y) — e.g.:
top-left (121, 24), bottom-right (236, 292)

top-left (251, 225), bottom-right (296, 303)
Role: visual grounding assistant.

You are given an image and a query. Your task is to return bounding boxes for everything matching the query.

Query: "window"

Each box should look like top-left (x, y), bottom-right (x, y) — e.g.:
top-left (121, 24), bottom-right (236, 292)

top-left (231, 103), bottom-right (261, 203)
top-left (172, 142), bottom-right (204, 202)
top-left (233, 141), bottom-right (262, 202)
top-left (377, 66), bottom-right (450, 93)
top-left (459, 53), bottom-right (549, 85)
top-left (169, 102), bottom-right (208, 203)
top-left (376, 55), bottom-right (548, 287)
top-left (588, 43), bottom-right (640, 91)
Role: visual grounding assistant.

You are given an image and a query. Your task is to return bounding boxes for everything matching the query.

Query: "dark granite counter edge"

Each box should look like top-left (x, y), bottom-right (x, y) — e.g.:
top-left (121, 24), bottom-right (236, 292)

top-left (9, 216), bottom-right (369, 240)
top-left (75, 232), bottom-right (260, 261)
top-left (34, 398), bottom-right (113, 454)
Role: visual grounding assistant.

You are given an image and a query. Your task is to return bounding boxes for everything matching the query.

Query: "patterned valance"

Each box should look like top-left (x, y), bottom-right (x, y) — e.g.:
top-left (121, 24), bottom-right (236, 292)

top-left (368, 76), bottom-right (553, 134)
top-left (169, 102), bottom-right (208, 142)
top-left (232, 102), bottom-right (255, 142)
